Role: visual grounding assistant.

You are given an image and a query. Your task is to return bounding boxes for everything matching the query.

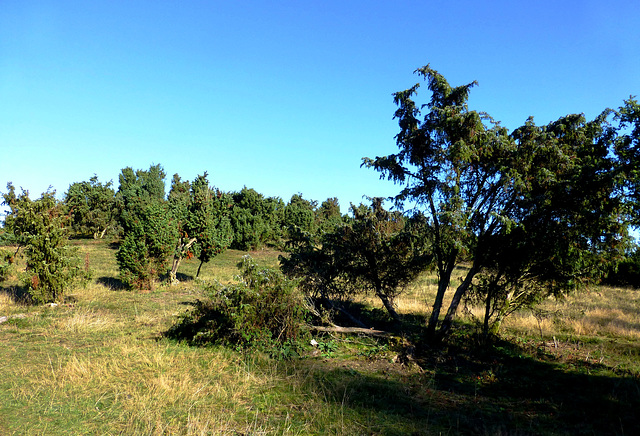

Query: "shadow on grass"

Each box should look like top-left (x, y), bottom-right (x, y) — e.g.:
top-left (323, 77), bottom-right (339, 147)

top-left (296, 363), bottom-right (434, 435)
top-left (290, 337), bottom-right (640, 435)
top-left (97, 273), bottom-right (195, 291)
top-left (96, 276), bottom-right (128, 290)
top-left (163, 293), bottom-right (640, 434)
top-left (0, 285), bottom-right (34, 305)
top-left (158, 272), bottom-right (195, 283)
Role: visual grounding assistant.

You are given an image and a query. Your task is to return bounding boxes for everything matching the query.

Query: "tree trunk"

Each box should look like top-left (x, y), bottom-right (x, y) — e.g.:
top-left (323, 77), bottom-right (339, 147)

top-left (170, 237), bottom-right (198, 285)
top-left (93, 227), bottom-right (108, 239)
top-left (436, 260), bottom-right (480, 342)
top-left (169, 256), bottom-right (182, 285)
top-left (425, 252), bottom-right (458, 341)
top-left (376, 291), bottom-right (401, 322)
top-left (482, 275), bottom-right (503, 339)
top-left (196, 260), bottom-right (205, 278)
top-left (488, 290), bottom-right (514, 337)
top-left (483, 286), bottom-right (493, 339)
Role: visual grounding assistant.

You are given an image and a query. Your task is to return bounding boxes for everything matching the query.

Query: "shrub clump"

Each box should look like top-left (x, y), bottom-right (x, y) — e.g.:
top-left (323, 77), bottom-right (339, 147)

top-left (167, 255), bottom-right (309, 358)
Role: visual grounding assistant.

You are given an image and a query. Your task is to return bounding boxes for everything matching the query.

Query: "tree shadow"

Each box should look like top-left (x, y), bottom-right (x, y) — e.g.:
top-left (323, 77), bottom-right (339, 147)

top-left (159, 272), bottom-right (195, 283)
top-left (96, 276), bottom-right (128, 290)
top-left (0, 284), bottom-right (34, 305)
top-left (97, 272), bottom-right (195, 291)
top-left (287, 335), bottom-right (640, 435)
top-left (426, 338), bottom-right (640, 434)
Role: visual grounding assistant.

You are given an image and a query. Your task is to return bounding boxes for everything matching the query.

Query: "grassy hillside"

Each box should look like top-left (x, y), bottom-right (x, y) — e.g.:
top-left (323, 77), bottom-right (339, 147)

top-left (1, 240), bottom-right (639, 435)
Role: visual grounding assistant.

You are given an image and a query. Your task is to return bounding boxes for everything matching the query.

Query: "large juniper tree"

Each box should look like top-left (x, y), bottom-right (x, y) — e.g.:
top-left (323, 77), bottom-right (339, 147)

top-left (364, 65), bottom-right (631, 342)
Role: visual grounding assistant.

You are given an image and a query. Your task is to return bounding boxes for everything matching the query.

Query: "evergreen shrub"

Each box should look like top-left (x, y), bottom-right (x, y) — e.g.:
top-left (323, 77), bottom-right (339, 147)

top-left (167, 255), bottom-right (309, 358)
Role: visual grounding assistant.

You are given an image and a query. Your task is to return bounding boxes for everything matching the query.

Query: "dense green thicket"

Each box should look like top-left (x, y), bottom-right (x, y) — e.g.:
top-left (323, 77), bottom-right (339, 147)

top-left (229, 187), bottom-right (285, 250)
top-left (115, 165), bottom-right (176, 290)
top-left (64, 175), bottom-right (117, 239)
top-left (605, 245), bottom-right (640, 288)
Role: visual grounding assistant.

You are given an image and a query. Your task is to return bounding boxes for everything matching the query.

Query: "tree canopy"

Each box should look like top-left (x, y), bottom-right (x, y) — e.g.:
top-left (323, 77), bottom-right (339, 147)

top-left (281, 198), bottom-right (430, 322)
top-left (364, 65), bottom-right (634, 342)
top-left (64, 175), bottom-right (117, 239)
top-left (115, 164), bottom-right (176, 290)
top-left (167, 172), bottom-right (233, 283)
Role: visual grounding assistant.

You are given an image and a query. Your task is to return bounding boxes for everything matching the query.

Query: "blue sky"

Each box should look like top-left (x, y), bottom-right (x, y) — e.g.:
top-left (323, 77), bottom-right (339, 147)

top-left (1, 1), bottom-right (639, 216)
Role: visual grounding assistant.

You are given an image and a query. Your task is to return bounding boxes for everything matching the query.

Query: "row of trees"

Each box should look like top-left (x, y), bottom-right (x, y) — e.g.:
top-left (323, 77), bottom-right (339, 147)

top-left (1, 164), bottom-right (349, 299)
top-left (63, 172), bottom-right (343, 248)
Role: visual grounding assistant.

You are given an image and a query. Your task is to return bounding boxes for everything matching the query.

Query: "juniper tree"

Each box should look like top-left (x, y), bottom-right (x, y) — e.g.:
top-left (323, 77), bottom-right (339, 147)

top-left (364, 65), bottom-right (630, 342)
top-left (2, 184), bottom-right (82, 303)
top-left (115, 164), bottom-right (176, 290)
top-left (167, 173), bottom-right (233, 283)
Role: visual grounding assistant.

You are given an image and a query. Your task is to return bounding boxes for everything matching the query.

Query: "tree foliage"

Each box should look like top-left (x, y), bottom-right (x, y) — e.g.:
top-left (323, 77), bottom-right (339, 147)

top-left (604, 244), bottom-right (640, 288)
top-left (229, 187), bottom-right (284, 250)
top-left (315, 197), bottom-right (344, 234)
top-left (2, 184), bottom-right (83, 303)
top-left (64, 175), bottom-right (117, 239)
top-left (115, 164), bottom-right (176, 290)
top-left (281, 198), bottom-right (430, 322)
top-left (615, 97), bottom-right (640, 227)
top-left (364, 65), bottom-right (631, 342)
top-left (284, 193), bottom-right (317, 235)
top-left (167, 172), bottom-right (233, 283)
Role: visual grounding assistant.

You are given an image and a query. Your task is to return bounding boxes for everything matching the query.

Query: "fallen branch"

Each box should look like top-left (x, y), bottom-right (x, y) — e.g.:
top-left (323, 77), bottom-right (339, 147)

top-left (310, 325), bottom-right (392, 338)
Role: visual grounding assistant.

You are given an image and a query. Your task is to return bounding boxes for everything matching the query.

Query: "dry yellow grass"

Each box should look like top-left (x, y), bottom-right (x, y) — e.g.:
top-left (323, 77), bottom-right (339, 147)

top-left (0, 292), bottom-right (13, 312)
top-left (55, 307), bottom-right (121, 333)
top-left (3, 241), bottom-right (639, 434)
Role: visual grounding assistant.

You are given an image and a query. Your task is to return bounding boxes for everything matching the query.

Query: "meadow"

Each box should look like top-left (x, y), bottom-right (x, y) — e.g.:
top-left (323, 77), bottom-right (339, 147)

top-left (1, 240), bottom-right (639, 435)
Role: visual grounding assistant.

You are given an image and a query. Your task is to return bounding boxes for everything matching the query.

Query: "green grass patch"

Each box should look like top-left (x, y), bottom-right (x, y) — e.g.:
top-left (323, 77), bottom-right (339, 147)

top-left (1, 239), bottom-right (639, 434)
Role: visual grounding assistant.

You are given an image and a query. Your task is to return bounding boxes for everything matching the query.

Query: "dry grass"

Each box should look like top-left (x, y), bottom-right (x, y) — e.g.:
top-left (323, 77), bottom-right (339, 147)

top-left (2, 240), bottom-right (640, 434)
top-left (498, 285), bottom-right (640, 342)
top-left (0, 242), bottom-right (386, 434)
top-left (0, 291), bottom-right (13, 312)
top-left (9, 336), bottom-right (266, 434)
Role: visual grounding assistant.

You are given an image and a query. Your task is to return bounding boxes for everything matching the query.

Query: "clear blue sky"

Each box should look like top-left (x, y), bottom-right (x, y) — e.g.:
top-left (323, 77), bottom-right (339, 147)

top-left (1, 1), bottom-right (639, 216)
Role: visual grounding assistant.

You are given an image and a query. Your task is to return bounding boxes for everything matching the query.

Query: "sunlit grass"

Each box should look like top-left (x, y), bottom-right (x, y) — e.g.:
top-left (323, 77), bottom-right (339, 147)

top-left (0, 292), bottom-right (13, 312)
top-left (1, 240), bottom-right (639, 434)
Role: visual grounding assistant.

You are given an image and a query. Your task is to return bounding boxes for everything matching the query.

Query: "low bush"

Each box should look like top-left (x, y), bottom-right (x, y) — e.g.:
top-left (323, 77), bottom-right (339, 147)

top-left (166, 255), bottom-right (309, 358)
